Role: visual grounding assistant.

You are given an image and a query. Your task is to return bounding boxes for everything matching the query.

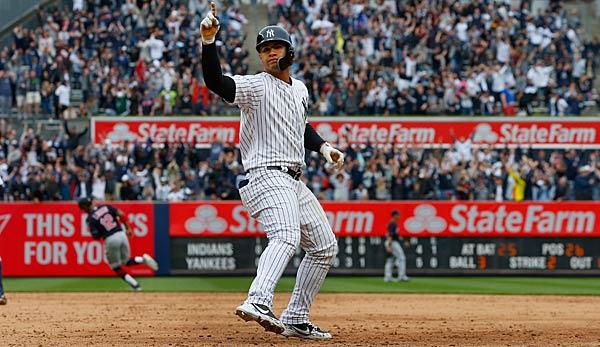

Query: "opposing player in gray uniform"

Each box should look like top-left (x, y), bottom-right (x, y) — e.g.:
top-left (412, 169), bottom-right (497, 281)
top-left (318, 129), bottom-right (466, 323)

top-left (78, 198), bottom-right (158, 290)
top-left (201, 2), bottom-right (344, 340)
top-left (384, 210), bottom-right (410, 282)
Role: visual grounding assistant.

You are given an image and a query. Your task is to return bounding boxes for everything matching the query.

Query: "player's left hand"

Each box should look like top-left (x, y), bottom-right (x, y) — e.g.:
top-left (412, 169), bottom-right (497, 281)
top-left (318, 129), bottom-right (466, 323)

top-left (320, 142), bottom-right (344, 170)
top-left (126, 230), bottom-right (133, 238)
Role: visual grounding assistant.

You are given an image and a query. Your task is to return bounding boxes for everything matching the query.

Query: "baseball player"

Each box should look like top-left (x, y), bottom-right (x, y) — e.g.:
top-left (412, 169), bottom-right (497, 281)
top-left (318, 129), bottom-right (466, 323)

top-left (384, 210), bottom-right (410, 282)
top-left (201, 2), bottom-right (343, 340)
top-left (77, 198), bottom-right (158, 291)
top-left (0, 257), bottom-right (6, 305)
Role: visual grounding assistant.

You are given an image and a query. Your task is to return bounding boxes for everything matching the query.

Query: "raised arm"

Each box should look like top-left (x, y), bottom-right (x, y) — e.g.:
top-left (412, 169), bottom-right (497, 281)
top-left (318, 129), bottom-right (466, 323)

top-left (200, 1), bottom-right (235, 103)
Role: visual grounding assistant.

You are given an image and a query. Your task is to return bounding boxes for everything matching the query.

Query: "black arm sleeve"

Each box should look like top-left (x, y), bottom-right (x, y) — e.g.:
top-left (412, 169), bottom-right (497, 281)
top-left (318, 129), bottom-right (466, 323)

top-left (304, 122), bottom-right (326, 152)
top-left (201, 43), bottom-right (235, 103)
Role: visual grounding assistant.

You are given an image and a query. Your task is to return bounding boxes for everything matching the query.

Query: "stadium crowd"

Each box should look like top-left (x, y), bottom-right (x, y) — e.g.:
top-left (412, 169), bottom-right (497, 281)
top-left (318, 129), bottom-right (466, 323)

top-left (0, 120), bottom-right (598, 202)
top-left (273, 0), bottom-right (600, 116)
top-left (0, 0), bottom-right (249, 118)
top-left (0, 0), bottom-right (598, 118)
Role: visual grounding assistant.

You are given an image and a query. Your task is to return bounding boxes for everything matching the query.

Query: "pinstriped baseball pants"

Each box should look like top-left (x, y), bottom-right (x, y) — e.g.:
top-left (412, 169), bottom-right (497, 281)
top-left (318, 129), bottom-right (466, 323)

top-left (239, 168), bottom-right (338, 324)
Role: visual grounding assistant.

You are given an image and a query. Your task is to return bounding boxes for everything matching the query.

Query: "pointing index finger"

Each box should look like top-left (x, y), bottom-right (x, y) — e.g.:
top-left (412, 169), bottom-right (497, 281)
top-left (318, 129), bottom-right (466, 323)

top-left (210, 1), bottom-right (217, 16)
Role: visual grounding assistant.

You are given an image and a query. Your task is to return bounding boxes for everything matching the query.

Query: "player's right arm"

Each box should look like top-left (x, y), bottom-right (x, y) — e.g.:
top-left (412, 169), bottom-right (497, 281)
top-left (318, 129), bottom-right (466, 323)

top-left (200, 1), bottom-right (235, 103)
top-left (200, 2), bottom-right (261, 109)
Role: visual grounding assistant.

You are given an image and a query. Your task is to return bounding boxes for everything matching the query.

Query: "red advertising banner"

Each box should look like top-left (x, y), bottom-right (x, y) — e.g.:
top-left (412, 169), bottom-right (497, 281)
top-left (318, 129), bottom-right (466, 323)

top-left (92, 117), bottom-right (600, 148)
top-left (0, 202), bottom-right (155, 276)
top-left (169, 201), bottom-right (600, 238)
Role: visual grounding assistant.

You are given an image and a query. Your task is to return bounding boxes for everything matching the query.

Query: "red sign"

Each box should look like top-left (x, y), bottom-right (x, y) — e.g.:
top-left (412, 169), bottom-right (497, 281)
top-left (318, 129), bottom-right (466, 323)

top-left (92, 117), bottom-right (600, 148)
top-left (0, 202), bottom-right (155, 276)
top-left (169, 201), bottom-right (600, 238)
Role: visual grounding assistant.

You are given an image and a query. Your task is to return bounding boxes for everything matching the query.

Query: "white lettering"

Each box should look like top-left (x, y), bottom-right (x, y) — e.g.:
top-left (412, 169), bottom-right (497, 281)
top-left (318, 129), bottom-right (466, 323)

top-left (187, 243), bottom-right (234, 256)
top-left (569, 257), bottom-right (592, 269)
top-left (509, 256), bottom-right (546, 269)
top-left (73, 241), bottom-right (103, 265)
top-left (23, 213), bottom-right (74, 237)
top-left (23, 241), bottom-right (67, 265)
top-left (185, 257), bottom-right (236, 270)
top-left (541, 243), bottom-right (564, 256)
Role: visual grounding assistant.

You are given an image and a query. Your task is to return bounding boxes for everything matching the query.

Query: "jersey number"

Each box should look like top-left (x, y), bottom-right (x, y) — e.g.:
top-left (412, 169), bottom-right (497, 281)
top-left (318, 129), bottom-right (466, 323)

top-left (99, 214), bottom-right (117, 230)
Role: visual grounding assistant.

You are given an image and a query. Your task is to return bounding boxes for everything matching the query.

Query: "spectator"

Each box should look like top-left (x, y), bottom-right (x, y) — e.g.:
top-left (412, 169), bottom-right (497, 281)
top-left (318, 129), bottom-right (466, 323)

top-left (269, 1), bottom-right (597, 116)
top-left (55, 80), bottom-right (71, 119)
top-left (0, 70), bottom-right (13, 115)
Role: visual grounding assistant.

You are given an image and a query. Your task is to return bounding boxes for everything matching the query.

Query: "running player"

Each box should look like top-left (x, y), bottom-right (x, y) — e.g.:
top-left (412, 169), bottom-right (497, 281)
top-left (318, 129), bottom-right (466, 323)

top-left (384, 210), bottom-right (410, 282)
top-left (77, 198), bottom-right (158, 291)
top-left (201, 2), bottom-right (344, 340)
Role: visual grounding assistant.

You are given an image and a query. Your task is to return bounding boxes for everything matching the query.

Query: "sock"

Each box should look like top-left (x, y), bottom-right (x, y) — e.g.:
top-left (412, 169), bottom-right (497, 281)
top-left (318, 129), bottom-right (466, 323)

top-left (126, 256), bottom-right (144, 266)
top-left (123, 274), bottom-right (140, 289)
top-left (113, 266), bottom-right (140, 289)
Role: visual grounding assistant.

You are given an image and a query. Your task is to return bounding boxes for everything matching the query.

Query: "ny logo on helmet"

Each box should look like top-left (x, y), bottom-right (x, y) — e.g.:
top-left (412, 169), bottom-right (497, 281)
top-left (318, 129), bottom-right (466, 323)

top-left (265, 29), bottom-right (275, 38)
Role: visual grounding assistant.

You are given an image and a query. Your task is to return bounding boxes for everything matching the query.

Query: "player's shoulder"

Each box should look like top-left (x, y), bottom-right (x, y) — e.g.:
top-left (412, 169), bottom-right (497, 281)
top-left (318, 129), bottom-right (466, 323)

top-left (232, 72), bottom-right (268, 84)
top-left (291, 76), bottom-right (309, 94)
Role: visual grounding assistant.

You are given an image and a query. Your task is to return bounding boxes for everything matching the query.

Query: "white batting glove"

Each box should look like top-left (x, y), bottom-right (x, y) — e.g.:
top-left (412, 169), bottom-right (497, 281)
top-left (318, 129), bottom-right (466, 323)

top-left (320, 142), bottom-right (344, 170)
top-left (201, 2), bottom-right (220, 45)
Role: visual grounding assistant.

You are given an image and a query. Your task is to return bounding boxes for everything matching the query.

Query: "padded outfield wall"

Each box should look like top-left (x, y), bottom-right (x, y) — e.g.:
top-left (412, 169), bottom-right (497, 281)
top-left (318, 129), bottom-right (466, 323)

top-left (0, 201), bottom-right (599, 276)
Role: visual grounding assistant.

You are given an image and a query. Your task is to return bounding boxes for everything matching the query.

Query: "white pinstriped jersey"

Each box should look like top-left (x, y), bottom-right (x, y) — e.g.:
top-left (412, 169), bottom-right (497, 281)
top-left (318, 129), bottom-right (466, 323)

top-left (231, 72), bottom-right (309, 171)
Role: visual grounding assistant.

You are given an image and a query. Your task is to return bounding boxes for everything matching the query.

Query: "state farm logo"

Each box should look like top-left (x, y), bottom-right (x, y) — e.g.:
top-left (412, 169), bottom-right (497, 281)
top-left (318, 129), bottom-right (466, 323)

top-left (185, 205), bottom-right (227, 234)
top-left (107, 124), bottom-right (138, 142)
top-left (471, 123), bottom-right (498, 143)
top-left (404, 205), bottom-right (447, 234)
top-left (470, 123), bottom-right (596, 144)
top-left (313, 122), bottom-right (435, 144)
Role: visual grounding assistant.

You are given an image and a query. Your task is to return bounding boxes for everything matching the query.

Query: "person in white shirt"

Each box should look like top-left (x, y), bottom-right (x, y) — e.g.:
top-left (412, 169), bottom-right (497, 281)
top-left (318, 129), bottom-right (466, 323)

top-left (155, 177), bottom-right (171, 200)
top-left (54, 80), bottom-right (70, 118)
top-left (330, 171), bottom-right (350, 201)
top-left (455, 17), bottom-right (469, 42)
top-left (92, 171), bottom-right (106, 200)
top-left (167, 182), bottom-right (185, 201)
top-left (73, 0), bottom-right (84, 12)
top-left (145, 34), bottom-right (165, 61)
top-left (492, 175), bottom-right (504, 202)
top-left (527, 61), bottom-right (553, 105)
top-left (549, 93), bottom-right (568, 116)
top-left (496, 36), bottom-right (510, 64)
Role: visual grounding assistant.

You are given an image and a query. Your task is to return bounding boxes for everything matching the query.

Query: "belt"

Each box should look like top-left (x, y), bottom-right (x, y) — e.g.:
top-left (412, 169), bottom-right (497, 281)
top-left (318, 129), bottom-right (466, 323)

top-left (266, 166), bottom-right (302, 180)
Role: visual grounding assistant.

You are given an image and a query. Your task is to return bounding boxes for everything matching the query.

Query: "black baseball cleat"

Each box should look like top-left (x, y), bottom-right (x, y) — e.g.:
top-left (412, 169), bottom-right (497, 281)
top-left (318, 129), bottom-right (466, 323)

top-left (0, 295), bottom-right (7, 305)
top-left (235, 303), bottom-right (285, 334)
top-left (281, 322), bottom-right (332, 340)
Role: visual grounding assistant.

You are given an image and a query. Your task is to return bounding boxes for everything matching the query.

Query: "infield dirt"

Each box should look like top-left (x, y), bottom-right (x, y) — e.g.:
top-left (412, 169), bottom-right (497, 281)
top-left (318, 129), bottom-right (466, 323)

top-left (0, 293), bottom-right (598, 346)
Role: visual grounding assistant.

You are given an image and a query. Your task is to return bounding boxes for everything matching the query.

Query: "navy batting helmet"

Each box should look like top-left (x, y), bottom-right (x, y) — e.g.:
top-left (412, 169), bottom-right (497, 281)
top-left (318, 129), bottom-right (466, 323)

top-left (78, 197), bottom-right (92, 210)
top-left (256, 25), bottom-right (294, 70)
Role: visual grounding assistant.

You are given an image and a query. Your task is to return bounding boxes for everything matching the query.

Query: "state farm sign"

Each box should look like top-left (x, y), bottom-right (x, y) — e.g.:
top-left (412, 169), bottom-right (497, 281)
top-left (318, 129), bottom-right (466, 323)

top-left (93, 118), bottom-right (238, 145)
top-left (92, 117), bottom-right (600, 148)
top-left (169, 201), bottom-right (600, 237)
top-left (404, 203), bottom-right (598, 236)
top-left (170, 202), bottom-right (387, 237)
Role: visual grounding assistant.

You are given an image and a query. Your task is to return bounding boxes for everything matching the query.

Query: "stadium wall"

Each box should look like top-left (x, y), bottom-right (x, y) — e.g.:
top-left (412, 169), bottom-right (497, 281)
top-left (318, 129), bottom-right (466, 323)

top-left (1, 201), bottom-right (599, 277)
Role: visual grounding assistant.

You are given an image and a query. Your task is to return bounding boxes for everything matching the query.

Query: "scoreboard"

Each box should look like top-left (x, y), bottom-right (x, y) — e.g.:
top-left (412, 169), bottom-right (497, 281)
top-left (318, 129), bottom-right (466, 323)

top-left (171, 237), bottom-right (600, 275)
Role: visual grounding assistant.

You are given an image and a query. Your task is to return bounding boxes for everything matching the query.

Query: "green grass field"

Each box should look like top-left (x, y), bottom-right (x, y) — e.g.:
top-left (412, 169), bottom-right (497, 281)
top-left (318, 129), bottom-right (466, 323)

top-left (4, 276), bottom-right (600, 295)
